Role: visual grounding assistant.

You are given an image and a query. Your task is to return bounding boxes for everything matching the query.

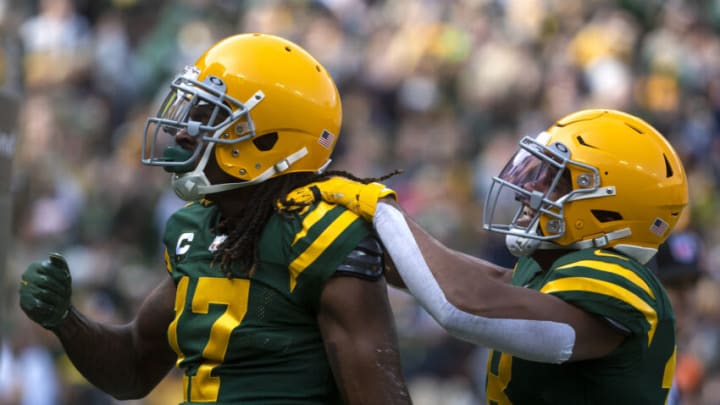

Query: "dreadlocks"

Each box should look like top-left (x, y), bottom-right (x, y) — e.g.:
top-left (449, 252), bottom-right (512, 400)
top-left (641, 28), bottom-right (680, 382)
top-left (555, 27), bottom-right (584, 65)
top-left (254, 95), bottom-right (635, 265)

top-left (212, 169), bottom-right (402, 278)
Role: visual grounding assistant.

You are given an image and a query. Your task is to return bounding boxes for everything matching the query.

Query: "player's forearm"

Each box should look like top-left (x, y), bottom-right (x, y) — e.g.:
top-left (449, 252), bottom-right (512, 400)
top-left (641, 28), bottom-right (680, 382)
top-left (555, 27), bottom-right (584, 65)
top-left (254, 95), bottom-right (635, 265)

top-left (53, 306), bottom-right (171, 399)
top-left (373, 202), bottom-right (575, 363)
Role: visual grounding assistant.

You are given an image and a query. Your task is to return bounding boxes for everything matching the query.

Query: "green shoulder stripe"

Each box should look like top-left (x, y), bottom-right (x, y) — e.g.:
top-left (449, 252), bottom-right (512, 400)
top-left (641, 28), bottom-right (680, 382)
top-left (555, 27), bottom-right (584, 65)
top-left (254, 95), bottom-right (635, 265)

top-left (288, 201), bottom-right (363, 292)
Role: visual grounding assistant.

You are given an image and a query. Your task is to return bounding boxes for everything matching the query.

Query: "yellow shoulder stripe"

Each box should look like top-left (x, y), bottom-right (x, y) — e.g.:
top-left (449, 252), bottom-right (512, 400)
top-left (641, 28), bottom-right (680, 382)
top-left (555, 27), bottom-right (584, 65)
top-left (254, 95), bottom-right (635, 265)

top-left (556, 260), bottom-right (654, 299)
top-left (168, 276), bottom-right (189, 366)
top-left (663, 347), bottom-right (677, 390)
top-left (164, 249), bottom-right (173, 274)
top-left (292, 201), bottom-right (334, 246)
top-left (540, 277), bottom-right (658, 346)
top-left (288, 209), bottom-right (359, 292)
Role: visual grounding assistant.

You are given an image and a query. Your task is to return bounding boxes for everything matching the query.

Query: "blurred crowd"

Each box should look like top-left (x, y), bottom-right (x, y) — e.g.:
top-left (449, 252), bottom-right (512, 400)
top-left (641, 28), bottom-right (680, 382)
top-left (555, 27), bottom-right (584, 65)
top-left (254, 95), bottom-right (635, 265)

top-left (2, 0), bottom-right (720, 404)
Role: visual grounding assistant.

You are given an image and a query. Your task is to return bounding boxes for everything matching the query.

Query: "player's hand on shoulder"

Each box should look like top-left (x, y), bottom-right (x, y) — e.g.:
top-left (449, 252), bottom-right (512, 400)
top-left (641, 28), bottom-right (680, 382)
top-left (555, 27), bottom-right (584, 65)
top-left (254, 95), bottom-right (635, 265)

top-left (19, 252), bottom-right (72, 330)
top-left (281, 176), bottom-right (397, 221)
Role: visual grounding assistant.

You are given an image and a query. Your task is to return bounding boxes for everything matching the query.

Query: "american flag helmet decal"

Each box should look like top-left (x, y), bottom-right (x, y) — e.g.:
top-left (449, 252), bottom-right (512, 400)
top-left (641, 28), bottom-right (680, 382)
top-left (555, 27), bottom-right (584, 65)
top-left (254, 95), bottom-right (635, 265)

top-left (318, 130), bottom-right (335, 149)
top-left (649, 217), bottom-right (669, 237)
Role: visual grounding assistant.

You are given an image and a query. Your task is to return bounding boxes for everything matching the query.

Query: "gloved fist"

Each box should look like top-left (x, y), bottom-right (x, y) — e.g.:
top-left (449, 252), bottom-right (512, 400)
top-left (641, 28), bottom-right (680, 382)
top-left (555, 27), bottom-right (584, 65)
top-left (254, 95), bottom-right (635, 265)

top-left (19, 253), bottom-right (72, 330)
top-left (282, 177), bottom-right (397, 221)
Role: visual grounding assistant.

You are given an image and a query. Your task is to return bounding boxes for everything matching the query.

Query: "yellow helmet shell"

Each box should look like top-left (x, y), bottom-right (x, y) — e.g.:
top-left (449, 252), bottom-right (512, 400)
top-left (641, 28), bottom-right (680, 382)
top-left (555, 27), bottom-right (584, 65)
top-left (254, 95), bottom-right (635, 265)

top-left (194, 33), bottom-right (342, 181)
top-left (541, 109), bottom-right (688, 250)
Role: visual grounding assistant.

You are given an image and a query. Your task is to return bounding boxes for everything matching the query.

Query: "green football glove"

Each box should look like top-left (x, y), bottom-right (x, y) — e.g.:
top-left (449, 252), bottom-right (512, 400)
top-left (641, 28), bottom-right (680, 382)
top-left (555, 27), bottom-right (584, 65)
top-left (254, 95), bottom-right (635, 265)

top-left (282, 177), bottom-right (397, 221)
top-left (19, 253), bottom-right (72, 330)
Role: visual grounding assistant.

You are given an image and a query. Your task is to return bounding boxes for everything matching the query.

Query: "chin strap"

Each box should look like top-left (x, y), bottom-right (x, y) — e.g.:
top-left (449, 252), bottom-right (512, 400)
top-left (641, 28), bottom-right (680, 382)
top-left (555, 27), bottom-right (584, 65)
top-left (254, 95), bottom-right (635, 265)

top-left (538, 227), bottom-right (632, 251)
top-left (505, 234), bottom-right (541, 258)
top-left (509, 227), bottom-right (637, 259)
top-left (536, 227), bottom-right (658, 263)
top-left (172, 147), bottom-right (309, 201)
top-left (514, 227), bottom-right (657, 264)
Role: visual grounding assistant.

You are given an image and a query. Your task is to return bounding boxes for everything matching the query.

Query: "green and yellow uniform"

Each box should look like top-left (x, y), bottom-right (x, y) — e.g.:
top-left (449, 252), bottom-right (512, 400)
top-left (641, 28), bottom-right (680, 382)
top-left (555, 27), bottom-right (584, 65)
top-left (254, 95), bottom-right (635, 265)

top-left (162, 200), bottom-right (373, 404)
top-left (486, 248), bottom-right (676, 404)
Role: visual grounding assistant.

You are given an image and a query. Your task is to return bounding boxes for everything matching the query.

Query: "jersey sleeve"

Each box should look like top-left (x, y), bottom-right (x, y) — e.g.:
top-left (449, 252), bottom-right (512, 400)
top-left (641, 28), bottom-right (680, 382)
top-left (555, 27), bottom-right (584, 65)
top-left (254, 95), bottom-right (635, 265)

top-left (539, 249), bottom-right (665, 345)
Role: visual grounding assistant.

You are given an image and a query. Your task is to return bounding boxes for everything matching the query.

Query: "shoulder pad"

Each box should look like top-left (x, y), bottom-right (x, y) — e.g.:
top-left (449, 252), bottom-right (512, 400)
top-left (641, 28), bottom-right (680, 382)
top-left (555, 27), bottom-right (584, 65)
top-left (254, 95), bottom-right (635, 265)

top-left (335, 235), bottom-right (384, 280)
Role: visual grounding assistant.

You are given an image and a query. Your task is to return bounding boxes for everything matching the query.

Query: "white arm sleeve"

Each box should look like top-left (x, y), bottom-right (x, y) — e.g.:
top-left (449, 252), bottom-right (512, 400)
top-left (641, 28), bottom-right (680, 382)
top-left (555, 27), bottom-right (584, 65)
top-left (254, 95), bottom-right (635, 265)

top-left (374, 202), bottom-right (575, 363)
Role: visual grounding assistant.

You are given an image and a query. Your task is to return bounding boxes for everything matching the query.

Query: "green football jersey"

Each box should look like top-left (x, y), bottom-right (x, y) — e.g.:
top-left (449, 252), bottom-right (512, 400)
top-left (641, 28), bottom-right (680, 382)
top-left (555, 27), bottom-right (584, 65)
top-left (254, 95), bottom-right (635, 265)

top-left (486, 248), bottom-right (676, 405)
top-left (162, 200), bottom-right (372, 404)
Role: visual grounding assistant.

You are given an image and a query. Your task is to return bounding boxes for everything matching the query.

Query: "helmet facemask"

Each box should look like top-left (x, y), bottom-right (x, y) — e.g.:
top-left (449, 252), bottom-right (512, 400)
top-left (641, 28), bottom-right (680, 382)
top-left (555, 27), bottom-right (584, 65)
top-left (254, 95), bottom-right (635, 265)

top-left (141, 65), bottom-right (267, 200)
top-left (483, 132), bottom-right (604, 257)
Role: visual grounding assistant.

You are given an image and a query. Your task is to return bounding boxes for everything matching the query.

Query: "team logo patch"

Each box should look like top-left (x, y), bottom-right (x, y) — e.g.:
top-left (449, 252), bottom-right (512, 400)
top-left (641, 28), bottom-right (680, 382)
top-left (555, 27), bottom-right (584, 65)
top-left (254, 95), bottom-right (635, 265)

top-left (318, 130), bottom-right (335, 149)
top-left (209, 234), bottom-right (228, 252)
top-left (649, 218), bottom-right (669, 237)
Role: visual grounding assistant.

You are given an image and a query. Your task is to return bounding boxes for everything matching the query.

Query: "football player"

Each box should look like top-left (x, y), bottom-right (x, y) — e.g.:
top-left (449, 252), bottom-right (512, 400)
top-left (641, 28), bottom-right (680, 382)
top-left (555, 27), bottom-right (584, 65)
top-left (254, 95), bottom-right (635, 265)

top-left (290, 109), bottom-right (688, 404)
top-left (19, 33), bottom-right (412, 404)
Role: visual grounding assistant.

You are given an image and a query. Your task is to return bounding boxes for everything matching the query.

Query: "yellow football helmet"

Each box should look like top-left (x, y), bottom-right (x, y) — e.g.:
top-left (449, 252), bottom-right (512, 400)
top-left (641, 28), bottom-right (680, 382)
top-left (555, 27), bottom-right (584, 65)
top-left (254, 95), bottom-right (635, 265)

top-left (483, 109), bottom-right (688, 263)
top-left (141, 33), bottom-right (342, 200)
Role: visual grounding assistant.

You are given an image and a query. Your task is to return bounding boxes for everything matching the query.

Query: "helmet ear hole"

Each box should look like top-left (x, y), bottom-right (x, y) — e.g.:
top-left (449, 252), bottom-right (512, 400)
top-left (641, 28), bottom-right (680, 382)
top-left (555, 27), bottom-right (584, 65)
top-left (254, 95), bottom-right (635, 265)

top-left (253, 132), bottom-right (278, 151)
top-left (591, 210), bottom-right (623, 223)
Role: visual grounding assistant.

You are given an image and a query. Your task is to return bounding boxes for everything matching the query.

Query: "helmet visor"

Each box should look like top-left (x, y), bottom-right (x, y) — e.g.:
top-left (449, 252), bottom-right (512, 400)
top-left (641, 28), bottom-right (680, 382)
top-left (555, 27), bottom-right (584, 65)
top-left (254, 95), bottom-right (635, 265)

top-left (483, 134), bottom-right (572, 239)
